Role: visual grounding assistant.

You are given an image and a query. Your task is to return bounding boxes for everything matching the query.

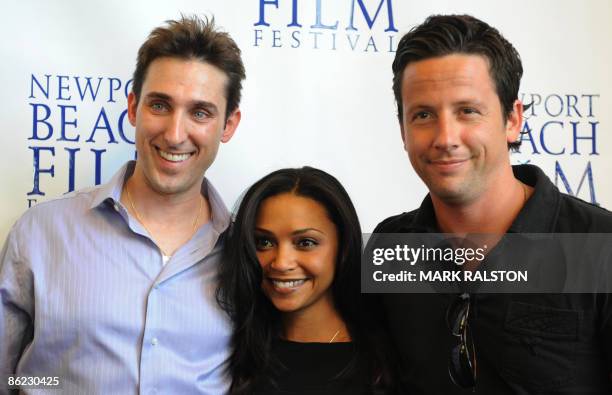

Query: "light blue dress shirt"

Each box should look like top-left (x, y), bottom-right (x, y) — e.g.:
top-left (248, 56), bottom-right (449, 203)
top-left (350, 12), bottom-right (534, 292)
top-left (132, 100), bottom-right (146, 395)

top-left (0, 162), bottom-right (232, 394)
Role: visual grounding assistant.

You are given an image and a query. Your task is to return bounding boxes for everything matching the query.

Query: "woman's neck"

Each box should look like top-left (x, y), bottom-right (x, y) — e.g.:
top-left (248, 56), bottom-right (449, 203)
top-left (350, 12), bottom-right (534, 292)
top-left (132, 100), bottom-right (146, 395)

top-left (281, 295), bottom-right (350, 343)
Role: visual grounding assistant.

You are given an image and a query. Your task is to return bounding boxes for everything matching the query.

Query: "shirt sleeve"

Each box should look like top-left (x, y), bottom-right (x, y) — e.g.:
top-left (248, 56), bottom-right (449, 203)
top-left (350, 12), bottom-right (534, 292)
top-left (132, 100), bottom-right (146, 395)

top-left (0, 226), bottom-right (34, 391)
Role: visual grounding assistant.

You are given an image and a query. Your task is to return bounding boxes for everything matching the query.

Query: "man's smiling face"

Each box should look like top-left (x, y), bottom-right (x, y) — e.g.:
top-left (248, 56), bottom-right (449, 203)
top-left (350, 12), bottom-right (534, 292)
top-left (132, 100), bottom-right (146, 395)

top-left (128, 56), bottom-right (239, 196)
top-left (400, 54), bottom-right (521, 205)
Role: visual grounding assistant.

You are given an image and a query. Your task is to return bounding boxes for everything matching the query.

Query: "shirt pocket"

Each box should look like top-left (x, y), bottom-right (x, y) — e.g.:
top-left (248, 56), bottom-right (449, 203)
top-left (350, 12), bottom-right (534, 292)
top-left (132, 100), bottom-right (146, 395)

top-left (499, 301), bottom-right (580, 392)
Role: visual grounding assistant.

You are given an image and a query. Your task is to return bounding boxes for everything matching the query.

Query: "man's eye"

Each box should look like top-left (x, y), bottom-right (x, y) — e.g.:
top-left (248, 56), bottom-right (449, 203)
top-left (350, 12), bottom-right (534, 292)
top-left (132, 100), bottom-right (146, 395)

top-left (296, 238), bottom-right (318, 249)
top-left (461, 108), bottom-right (479, 115)
top-left (255, 237), bottom-right (274, 250)
top-left (150, 102), bottom-right (167, 112)
top-left (412, 111), bottom-right (431, 121)
top-left (193, 110), bottom-right (208, 120)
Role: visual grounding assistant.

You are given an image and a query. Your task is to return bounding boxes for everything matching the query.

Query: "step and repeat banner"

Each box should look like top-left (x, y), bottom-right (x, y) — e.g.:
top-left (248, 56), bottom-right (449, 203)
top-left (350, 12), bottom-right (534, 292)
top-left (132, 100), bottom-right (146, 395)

top-left (1, 0), bottom-right (611, 242)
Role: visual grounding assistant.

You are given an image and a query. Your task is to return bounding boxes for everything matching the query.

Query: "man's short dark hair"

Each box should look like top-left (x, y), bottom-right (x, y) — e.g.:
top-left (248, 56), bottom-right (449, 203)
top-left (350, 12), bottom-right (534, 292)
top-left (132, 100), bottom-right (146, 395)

top-left (392, 14), bottom-right (523, 150)
top-left (132, 15), bottom-right (246, 121)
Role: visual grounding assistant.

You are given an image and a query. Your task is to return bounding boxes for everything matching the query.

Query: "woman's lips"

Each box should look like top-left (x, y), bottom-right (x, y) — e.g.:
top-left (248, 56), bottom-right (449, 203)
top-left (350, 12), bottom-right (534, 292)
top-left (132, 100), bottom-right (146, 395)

top-left (267, 278), bottom-right (308, 293)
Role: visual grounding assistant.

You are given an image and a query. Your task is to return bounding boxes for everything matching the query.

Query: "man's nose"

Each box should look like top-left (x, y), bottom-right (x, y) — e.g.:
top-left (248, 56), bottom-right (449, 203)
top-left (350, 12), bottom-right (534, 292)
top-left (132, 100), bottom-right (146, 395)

top-left (163, 112), bottom-right (188, 146)
top-left (433, 113), bottom-right (460, 151)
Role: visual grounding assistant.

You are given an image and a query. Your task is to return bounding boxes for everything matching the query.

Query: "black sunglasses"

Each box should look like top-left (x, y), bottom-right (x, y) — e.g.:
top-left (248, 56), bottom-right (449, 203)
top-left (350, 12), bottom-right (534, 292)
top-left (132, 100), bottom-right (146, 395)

top-left (446, 292), bottom-right (477, 388)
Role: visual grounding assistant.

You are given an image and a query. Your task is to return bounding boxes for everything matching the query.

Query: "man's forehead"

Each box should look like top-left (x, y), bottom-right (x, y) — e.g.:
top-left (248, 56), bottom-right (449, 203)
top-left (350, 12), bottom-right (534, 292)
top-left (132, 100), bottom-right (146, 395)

top-left (403, 54), bottom-right (491, 85)
top-left (401, 54), bottom-right (496, 102)
top-left (142, 57), bottom-right (228, 91)
top-left (138, 57), bottom-right (228, 107)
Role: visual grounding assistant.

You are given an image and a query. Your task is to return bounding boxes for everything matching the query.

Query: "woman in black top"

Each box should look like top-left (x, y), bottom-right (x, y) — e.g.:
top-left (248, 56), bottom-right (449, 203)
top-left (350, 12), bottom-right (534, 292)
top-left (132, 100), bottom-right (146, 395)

top-left (217, 167), bottom-right (397, 395)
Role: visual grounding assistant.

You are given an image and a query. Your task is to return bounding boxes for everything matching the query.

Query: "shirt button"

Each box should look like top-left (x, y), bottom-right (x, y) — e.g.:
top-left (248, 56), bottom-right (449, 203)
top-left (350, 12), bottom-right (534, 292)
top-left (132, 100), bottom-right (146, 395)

top-left (113, 203), bottom-right (119, 211)
top-left (153, 284), bottom-right (159, 290)
top-left (151, 338), bottom-right (158, 346)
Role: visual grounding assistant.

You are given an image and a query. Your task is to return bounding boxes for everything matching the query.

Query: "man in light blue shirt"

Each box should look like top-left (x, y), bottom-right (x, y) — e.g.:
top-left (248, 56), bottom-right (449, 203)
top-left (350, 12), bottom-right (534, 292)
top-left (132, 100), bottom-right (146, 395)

top-left (0, 15), bottom-right (244, 394)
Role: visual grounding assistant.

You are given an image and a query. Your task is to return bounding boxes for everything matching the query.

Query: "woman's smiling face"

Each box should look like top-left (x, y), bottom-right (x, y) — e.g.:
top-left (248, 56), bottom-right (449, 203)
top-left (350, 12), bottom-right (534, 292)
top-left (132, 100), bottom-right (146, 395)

top-left (254, 193), bottom-right (338, 317)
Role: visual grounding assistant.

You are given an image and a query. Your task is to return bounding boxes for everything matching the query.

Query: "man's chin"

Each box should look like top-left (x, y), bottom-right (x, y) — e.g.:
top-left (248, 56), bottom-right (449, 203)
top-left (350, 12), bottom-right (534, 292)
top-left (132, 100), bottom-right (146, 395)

top-left (145, 176), bottom-right (195, 197)
top-left (428, 184), bottom-right (475, 205)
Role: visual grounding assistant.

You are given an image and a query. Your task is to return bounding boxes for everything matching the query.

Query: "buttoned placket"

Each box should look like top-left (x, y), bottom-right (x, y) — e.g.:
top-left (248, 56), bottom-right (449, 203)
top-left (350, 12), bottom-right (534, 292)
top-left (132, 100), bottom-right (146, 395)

top-left (136, 224), bottom-right (221, 394)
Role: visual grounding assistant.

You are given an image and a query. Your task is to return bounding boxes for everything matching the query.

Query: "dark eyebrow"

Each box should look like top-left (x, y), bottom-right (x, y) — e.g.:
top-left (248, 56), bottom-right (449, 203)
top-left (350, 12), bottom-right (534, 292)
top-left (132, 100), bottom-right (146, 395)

top-left (406, 104), bottom-right (435, 114)
top-left (192, 100), bottom-right (219, 115)
top-left (453, 99), bottom-right (486, 107)
top-left (291, 228), bottom-right (324, 236)
top-left (144, 92), bottom-right (171, 101)
top-left (144, 91), bottom-right (219, 115)
top-left (254, 227), bottom-right (324, 236)
top-left (406, 99), bottom-right (487, 114)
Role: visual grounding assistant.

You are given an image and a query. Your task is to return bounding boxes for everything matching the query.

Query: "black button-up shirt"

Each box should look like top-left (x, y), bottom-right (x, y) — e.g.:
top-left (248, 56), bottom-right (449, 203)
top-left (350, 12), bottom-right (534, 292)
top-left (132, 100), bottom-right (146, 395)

top-left (374, 165), bottom-right (612, 394)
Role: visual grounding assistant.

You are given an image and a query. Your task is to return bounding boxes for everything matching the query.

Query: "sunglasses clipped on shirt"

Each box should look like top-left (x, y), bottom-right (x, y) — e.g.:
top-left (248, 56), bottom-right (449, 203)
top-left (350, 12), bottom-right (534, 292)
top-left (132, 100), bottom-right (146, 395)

top-left (446, 292), bottom-right (477, 388)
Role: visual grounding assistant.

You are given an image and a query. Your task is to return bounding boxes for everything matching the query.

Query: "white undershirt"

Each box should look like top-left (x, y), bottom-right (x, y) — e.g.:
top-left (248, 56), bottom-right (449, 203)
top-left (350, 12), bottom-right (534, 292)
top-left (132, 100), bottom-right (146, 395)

top-left (162, 254), bottom-right (171, 266)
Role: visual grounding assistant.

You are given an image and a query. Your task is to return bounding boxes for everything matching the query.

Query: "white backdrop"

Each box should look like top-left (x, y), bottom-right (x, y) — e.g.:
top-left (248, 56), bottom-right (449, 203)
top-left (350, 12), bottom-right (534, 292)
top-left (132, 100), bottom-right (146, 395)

top-left (1, 0), bottom-right (611, 243)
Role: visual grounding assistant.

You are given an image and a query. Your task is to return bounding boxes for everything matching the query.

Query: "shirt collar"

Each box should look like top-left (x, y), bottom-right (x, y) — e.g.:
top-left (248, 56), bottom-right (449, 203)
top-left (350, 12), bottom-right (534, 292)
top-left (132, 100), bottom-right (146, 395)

top-left (507, 164), bottom-right (560, 233)
top-left (410, 194), bottom-right (440, 232)
top-left (90, 161), bottom-right (133, 209)
top-left (90, 161), bottom-right (231, 234)
top-left (204, 178), bottom-right (231, 234)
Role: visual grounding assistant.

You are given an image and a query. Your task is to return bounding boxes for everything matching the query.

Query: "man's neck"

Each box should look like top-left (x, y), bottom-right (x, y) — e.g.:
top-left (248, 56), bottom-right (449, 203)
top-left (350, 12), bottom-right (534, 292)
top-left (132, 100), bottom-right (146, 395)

top-left (432, 176), bottom-right (532, 235)
top-left (127, 176), bottom-right (209, 222)
top-left (120, 170), bottom-right (211, 256)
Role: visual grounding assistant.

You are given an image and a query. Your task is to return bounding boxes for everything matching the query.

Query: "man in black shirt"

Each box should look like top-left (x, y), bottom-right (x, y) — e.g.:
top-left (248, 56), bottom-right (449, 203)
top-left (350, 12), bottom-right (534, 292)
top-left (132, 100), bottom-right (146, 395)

top-left (374, 14), bottom-right (612, 394)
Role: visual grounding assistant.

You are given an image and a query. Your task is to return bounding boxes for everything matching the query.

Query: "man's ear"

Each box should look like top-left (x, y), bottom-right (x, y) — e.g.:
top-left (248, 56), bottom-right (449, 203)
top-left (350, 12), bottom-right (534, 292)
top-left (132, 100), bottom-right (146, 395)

top-left (400, 122), bottom-right (408, 152)
top-left (505, 99), bottom-right (523, 143)
top-left (127, 92), bottom-right (138, 127)
top-left (221, 108), bottom-right (241, 143)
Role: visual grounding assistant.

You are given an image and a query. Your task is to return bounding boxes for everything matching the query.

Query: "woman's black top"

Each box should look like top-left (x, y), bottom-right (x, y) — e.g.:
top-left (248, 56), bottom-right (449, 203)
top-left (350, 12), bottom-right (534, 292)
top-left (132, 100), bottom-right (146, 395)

top-left (252, 338), bottom-right (373, 395)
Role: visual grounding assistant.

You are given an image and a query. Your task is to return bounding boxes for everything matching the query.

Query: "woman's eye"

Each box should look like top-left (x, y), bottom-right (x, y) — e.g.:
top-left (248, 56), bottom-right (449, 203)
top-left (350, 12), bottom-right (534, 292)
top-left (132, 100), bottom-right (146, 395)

top-left (296, 238), bottom-right (318, 249)
top-left (255, 237), bottom-right (274, 250)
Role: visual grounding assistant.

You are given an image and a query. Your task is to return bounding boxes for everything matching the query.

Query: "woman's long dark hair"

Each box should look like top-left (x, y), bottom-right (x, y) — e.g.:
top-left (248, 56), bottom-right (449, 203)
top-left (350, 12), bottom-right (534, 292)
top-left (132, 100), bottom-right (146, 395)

top-left (217, 167), bottom-right (396, 394)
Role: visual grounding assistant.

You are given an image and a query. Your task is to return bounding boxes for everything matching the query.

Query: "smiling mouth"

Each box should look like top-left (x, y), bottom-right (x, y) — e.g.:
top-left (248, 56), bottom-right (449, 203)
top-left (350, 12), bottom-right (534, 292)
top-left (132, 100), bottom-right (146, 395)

top-left (268, 278), bottom-right (308, 290)
top-left (156, 148), bottom-right (194, 163)
top-left (429, 158), bottom-right (468, 165)
top-left (427, 158), bottom-right (470, 172)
